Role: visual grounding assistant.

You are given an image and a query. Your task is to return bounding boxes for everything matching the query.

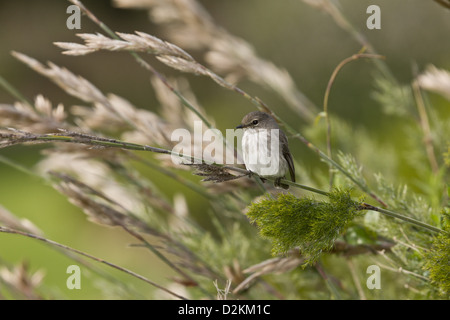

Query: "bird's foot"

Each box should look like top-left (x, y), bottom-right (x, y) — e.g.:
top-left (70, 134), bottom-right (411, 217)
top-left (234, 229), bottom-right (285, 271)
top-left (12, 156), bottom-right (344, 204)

top-left (274, 177), bottom-right (289, 190)
top-left (247, 170), bottom-right (266, 183)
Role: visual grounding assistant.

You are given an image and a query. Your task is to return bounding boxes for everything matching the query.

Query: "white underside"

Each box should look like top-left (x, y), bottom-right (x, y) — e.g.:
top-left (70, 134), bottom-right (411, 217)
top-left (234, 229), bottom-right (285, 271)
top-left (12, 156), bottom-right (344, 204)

top-left (242, 129), bottom-right (287, 178)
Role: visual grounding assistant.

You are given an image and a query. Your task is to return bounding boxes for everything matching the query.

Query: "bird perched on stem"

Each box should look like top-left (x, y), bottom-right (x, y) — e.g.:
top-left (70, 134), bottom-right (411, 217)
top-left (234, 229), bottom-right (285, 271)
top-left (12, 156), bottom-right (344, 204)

top-left (236, 111), bottom-right (295, 189)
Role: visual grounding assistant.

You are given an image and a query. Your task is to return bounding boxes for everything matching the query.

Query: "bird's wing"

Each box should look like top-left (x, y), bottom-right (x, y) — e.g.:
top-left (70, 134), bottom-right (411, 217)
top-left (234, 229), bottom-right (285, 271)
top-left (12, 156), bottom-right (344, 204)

top-left (281, 134), bottom-right (296, 182)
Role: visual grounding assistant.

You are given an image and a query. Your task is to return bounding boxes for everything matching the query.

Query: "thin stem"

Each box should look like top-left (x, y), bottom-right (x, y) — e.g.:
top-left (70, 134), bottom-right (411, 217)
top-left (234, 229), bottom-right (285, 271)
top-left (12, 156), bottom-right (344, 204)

top-left (323, 51), bottom-right (385, 188)
top-left (377, 261), bottom-right (430, 282)
top-left (315, 262), bottom-right (342, 299)
top-left (0, 226), bottom-right (188, 300)
top-left (130, 153), bottom-right (215, 200)
top-left (119, 221), bottom-right (214, 298)
top-left (282, 179), bottom-right (330, 197)
top-left (132, 53), bottom-right (214, 129)
top-left (253, 175), bottom-right (272, 197)
top-left (346, 259), bottom-right (366, 300)
top-left (0, 154), bottom-right (38, 177)
top-left (0, 75), bottom-right (33, 107)
top-left (290, 130), bottom-right (388, 207)
top-left (412, 80), bottom-right (439, 174)
top-left (316, 0), bottom-right (393, 81)
top-left (358, 203), bottom-right (444, 234)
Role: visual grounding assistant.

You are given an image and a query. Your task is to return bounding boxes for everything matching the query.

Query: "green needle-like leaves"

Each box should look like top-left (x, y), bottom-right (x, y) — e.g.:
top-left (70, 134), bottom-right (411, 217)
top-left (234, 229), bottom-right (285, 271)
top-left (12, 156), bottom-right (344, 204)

top-left (423, 209), bottom-right (450, 297)
top-left (246, 188), bottom-right (361, 265)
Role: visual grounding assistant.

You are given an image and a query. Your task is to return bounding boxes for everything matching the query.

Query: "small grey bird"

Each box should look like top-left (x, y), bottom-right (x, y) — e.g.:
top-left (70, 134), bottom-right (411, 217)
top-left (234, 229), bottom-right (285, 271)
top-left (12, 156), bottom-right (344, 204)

top-left (236, 111), bottom-right (295, 189)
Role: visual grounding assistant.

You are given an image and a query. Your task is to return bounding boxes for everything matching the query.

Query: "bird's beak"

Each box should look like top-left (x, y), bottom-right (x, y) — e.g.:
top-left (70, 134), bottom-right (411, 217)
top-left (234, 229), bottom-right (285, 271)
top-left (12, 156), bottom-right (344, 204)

top-left (236, 124), bottom-right (244, 129)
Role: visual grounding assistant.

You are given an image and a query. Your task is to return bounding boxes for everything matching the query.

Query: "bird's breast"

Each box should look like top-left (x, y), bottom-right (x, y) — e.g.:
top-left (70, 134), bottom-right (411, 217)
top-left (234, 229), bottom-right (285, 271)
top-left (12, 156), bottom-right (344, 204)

top-left (241, 129), bottom-right (287, 178)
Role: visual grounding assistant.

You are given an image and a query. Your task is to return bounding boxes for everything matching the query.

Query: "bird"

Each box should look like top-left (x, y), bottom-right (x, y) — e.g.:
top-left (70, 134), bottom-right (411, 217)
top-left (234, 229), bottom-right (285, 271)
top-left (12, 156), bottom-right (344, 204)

top-left (236, 111), bottom-right (295, 189)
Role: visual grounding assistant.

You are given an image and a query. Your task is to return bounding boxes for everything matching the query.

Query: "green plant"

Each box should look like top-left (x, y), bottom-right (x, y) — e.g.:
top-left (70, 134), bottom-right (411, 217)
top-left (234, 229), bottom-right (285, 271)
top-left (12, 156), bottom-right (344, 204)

top-left (0, 0), bottom-right (448, 300)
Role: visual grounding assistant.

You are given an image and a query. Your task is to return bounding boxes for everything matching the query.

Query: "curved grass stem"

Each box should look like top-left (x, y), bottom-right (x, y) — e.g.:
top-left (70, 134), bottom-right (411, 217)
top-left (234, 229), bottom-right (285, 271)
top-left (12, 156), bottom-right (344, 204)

top-left (323, 51), bottom-right (385, 189)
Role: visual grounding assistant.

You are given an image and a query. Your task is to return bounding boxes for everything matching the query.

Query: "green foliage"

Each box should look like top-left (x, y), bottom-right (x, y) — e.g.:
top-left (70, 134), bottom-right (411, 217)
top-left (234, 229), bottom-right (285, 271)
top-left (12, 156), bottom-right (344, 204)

top-left (371, 75), bottom-right (414, 117)
top-left (445, 144), bottom-right (450, 167)
top-left (245, 188), bottom-right (361, 265)
top-left (336, 151), bottom-right (369, 190)
top-left (423, 209), bottom-right (450, 297)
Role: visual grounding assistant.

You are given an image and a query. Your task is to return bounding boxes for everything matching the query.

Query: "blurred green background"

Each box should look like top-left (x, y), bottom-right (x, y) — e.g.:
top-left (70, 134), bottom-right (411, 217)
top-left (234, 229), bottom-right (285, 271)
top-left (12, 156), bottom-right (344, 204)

top-left (0, 0), bottom-right (449, 299)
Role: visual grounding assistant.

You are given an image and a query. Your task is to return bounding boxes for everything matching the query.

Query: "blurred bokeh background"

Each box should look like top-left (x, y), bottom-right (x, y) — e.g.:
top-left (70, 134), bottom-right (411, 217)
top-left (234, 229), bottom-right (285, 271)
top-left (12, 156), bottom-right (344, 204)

top-left (0, 0), bottom-right (449, 299)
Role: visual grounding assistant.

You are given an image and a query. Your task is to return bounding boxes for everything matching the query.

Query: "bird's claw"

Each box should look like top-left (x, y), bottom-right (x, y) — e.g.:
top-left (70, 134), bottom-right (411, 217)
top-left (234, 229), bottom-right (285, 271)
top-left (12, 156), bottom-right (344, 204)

top-left (247, 171), bottom-right (267, 183)
top-left (274, 177), bottom-right (289, 190)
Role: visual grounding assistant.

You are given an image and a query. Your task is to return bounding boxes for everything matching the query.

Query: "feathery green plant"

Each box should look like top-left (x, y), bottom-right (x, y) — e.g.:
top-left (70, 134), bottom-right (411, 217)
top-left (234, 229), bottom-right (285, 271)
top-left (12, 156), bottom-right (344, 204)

top-left (246, 189), bottom-right (361, 265)
top-left (423, 209), bottom-right (450, 297)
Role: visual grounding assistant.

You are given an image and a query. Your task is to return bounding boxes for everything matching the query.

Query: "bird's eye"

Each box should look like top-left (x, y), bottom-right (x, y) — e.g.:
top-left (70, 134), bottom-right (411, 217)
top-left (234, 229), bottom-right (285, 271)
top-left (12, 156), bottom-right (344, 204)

top-left (252, 120), bottom-right (259, 125)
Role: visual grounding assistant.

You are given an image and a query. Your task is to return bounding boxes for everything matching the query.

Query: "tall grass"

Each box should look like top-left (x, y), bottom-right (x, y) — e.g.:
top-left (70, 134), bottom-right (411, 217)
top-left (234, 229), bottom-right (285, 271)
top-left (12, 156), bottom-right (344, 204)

top-left (0, 0), bottom-right (449, 299)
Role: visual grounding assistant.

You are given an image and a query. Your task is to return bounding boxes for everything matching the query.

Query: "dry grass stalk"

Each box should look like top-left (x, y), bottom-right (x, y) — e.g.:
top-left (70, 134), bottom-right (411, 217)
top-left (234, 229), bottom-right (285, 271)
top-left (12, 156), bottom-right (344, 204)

top-left (12, 52), bottom-right (110, 107)
top-left (0, 262), bottom-right (45, 299)
top-left (114, 0), bottom-right (317, 121)
top-left (233, 253), bottom-right (304, 294)
top-left (186, 163), bottom-right (246, 183)
top-left (416, 65), bottom-right (450, 101)
top-left (49, 171), bottom-right (219, 282)
top-left (233, 238), bottom-right (395, 294)
top-left (11, 52), bottom-right (189, 149)
top-left (0, 205), bottom-right (42, 235)
top-left (150, 75), bottom-right (214, 130)
top-left (55, 32), bottom-right (234, 90)
top-left (0, 95), bottom-right (66, 133)
top-left (56, 32), bottom-right (193, 61)
top-left (0, 225), bottom-right (189, 300)
top-left (50, 171), bottom-right (150, 229)
top-left (214, 279), bottom-right (232, 300)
